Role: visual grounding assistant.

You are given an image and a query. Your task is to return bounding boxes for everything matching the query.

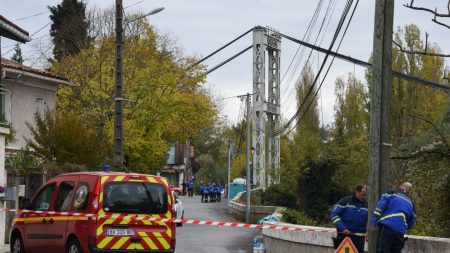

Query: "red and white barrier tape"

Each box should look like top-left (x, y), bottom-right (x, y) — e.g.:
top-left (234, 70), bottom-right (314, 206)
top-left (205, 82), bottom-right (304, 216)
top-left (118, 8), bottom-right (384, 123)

top-left (0, 208), bottom-right (365, 236)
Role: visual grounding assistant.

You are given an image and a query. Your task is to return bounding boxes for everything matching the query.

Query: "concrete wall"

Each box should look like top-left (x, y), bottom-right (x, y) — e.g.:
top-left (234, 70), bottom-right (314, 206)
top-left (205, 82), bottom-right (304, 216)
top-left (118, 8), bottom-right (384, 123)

top-left (227, 191), bottom-right (283, 224)
top-left (228, 199), bottom-right (281, 224)
top-left (3, 78), bottom-right (57, 150)
top-left (262, 221), bottom-right (450, 253)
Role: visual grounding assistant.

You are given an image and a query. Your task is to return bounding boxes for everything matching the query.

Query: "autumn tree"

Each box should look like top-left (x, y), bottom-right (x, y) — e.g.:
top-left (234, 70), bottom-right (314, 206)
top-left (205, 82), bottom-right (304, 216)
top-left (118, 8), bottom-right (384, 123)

top-left (329, 74), bottom-right (369, 190)
top-left (51, 10), bottom-right (217, 173)
top-left (365, 24), bottom-right (449, 236)
top-left (26, 110), bottom-right (109, 168)
top-left (390, 24), bottom-right (449, 237)
top-left (293, 64), bottom-right (322, 161)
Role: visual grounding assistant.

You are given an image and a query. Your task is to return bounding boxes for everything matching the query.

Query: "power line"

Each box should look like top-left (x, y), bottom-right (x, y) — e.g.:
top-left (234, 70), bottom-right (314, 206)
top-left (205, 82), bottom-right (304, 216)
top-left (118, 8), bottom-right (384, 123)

top-left (276, 0), bottom-right (355, 136)
top-left (281, 0), bottom-right (337, 113)
top-left (279, 0), bottom-right (325, 98)
top-left (280, 0), bottom-right (327, 103)
top-left (12, 11), bottom-right (50, 22)
top-left (124, 0), bottom-right (149, 9)
top-left (282, 0), bottom-right (361, 136)
top-left (280, 33), bottom-right (450, 91)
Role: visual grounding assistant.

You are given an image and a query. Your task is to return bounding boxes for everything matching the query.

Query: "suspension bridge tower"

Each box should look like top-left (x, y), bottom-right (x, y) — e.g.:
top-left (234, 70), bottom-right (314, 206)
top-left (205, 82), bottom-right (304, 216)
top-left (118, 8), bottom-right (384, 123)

top-left (252, 26), bottom-right (281, 190)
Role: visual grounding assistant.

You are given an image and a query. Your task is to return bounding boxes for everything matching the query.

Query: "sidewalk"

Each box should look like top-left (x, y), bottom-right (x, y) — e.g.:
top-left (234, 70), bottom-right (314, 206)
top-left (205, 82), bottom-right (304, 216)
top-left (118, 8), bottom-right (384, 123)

top-left (0, 244), bottom-right (9, 253)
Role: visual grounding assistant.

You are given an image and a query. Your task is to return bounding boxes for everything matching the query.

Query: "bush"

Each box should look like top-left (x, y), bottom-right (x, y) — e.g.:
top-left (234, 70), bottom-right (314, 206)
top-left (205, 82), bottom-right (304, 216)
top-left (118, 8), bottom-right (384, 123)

top-left (263, 183), bottom-right (297, 208)
top-left (282, 208), bottom-right (317, 226)
top-left (297, 158), bottom-right (346, 221)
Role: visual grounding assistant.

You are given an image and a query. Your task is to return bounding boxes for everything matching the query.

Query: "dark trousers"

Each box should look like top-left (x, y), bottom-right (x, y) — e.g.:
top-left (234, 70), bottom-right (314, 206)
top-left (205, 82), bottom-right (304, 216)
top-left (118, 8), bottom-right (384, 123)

top-left (188, 189), bottom-right (193, 197)
top-left (377, 224), bottom-right (405, 253)
top-left (201, 193), bottom-right (208, 202)
top-left (337, 233), bottom-right (365, 253)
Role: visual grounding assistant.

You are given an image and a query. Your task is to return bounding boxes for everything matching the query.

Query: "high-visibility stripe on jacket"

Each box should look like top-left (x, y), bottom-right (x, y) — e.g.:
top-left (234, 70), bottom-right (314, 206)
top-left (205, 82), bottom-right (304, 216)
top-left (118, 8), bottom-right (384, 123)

top-left (370, 189), bottom-right (416, 235)
top-left (330, 195), bottom-right (368, 233)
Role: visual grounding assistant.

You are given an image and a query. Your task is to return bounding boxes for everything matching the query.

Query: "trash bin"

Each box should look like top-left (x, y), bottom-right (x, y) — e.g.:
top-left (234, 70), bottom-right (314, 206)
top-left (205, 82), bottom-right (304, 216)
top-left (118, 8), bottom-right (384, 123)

top-left (253, 236), bottom-right (265, 253)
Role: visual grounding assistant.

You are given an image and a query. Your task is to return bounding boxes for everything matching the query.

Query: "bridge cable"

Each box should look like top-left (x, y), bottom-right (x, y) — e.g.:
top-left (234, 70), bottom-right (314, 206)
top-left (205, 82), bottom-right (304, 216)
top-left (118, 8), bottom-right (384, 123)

top-left (188, 28), bottom-right (254, 70)
top-left (206, 45), bottom-right (253, 74)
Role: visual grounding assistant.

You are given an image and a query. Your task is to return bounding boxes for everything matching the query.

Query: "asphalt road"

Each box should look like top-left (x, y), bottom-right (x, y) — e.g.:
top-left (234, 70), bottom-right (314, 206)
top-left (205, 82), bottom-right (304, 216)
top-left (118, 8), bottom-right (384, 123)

top-left (175, 195), bottom-right (259, 253)
top-left (0, 195), bottom-right (260, 253)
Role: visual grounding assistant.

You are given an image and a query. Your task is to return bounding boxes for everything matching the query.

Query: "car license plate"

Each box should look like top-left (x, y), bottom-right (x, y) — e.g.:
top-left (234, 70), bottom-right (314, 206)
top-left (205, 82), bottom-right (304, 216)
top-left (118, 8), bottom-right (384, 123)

top-left (106, 229), bottom-right (135, 236)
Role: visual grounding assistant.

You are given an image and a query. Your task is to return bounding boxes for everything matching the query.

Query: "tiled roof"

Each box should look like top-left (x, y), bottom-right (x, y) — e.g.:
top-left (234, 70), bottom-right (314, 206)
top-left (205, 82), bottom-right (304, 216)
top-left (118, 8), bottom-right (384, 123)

top-left (1, 58), bottom-right (69, 81)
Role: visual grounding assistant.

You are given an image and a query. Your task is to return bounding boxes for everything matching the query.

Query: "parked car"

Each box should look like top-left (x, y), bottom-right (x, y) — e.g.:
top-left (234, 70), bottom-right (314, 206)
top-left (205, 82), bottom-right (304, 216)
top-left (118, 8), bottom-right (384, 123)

top-left (171, 190), bottom-right (184, 227)
top-left (10, 171), bottom-right (176, 253)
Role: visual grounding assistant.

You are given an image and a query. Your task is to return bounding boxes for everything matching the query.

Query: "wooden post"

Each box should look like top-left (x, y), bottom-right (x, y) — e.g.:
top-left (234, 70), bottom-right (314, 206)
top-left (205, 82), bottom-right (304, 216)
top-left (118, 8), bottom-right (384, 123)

top-left (245, 93), bottom-right (251, 224)
top-left (368, 0), bottom-right (394, 252)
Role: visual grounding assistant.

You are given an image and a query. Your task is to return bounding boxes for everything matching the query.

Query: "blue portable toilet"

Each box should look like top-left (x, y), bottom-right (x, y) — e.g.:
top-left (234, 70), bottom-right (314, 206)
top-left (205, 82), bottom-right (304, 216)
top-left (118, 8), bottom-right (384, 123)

top-left (229, 178), bottom-right (246, 200)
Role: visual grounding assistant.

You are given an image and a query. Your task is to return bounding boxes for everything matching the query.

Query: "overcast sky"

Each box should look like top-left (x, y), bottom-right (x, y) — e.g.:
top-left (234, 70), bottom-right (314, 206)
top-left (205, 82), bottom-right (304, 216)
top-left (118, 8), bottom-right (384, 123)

top-left (2, 0), bottom-right (449, 127)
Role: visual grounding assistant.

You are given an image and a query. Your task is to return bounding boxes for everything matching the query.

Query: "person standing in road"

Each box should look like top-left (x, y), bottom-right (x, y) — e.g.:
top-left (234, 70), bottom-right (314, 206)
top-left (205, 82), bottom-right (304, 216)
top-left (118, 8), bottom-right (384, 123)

top-left (217, 184), bottom-right (223, 202)
top-left (181, 180), bottom-right (187, 196)
top-left (187, 180), bottom-right (194, 197)
top-left (370, 182), bottom-right (416, 253)
top-left (330, 185), bottom-right (369, 253)
top-left (200, 184), bottom-right (207, 202)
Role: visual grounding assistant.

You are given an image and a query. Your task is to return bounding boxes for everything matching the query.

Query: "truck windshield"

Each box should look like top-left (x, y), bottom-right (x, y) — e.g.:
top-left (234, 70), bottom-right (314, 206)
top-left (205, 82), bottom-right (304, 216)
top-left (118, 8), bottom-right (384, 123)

top-left (103, 182), bottom-right (168, 214)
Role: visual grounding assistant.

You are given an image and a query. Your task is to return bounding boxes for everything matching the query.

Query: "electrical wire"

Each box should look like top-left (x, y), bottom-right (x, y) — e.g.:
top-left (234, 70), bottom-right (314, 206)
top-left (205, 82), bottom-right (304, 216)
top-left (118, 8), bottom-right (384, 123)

top-left (12, 11), bottom-right (50, 22)
top-left (280, 0), bottom-right (352, 133)
top-left (280, 0), bottom-right (326, 103)
top-left (281, 0), bottom-right (337, 114)
top-left (279, 0), bottom-right (325, 97)
top-left (282, 0), bottom-right (360, 136)
top-left (275, 0), bottom-right (355, 136)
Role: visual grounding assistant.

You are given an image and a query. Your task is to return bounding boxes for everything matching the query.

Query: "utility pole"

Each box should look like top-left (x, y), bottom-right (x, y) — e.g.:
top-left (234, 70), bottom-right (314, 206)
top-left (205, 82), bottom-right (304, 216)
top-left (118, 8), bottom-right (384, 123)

top-left (114, 0), bottom-right (124, 169)
top-left (368, 0), bottom-right (394, 252)
top-left (245, 93), bottom-right (251, 224)
top-left (227, 138), bottom-right (232, 202)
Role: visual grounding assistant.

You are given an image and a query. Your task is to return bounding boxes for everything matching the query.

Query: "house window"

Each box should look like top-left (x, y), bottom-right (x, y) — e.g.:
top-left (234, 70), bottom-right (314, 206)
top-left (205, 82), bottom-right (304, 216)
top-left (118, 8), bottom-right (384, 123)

top-left (36, 97), bottom-right (45, 116)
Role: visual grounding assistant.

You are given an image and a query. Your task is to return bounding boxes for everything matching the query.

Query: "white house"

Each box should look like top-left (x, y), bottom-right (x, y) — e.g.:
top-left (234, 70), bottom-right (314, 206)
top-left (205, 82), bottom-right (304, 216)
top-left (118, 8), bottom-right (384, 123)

top-left (1, 58), bottom-right (73, 151)
top-left (0, 14), bottom-right (72, 244)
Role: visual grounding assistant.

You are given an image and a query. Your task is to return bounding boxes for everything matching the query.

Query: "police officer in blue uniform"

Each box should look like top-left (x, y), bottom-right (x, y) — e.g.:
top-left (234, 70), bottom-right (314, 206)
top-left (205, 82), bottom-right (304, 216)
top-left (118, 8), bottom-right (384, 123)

top-left (370, 182), bottom-right (416, 253)
top-left (331, 185), bottom-right (369, 253)
top-left (200, 184), bottom-right (206, 202)
top-left (217, 184), bottom-right (224, 202)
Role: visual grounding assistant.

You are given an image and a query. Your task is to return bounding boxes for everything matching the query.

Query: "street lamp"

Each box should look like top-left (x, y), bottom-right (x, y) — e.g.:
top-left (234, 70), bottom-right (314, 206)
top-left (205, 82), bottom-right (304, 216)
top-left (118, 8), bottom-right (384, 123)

top-left (127, 7), bottom-right (165, 24)
top-left (114, 0), bottom-right (164, 169)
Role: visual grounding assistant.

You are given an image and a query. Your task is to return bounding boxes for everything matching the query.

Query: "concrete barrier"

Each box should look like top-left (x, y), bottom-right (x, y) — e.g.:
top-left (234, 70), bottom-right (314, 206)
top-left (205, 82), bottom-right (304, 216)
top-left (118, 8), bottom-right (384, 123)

top-left (262, 221), bottom-right (450, 253)
top-left (227, 190), bottom-right (284, 224)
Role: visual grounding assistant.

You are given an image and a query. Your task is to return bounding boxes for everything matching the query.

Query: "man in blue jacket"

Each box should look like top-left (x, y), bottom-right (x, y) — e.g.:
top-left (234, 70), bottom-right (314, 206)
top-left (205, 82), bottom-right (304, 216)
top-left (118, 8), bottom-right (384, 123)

top-left (370, 182), bottom-right (416, 253)
top-left (331, 185), bottom-right (369, 253)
